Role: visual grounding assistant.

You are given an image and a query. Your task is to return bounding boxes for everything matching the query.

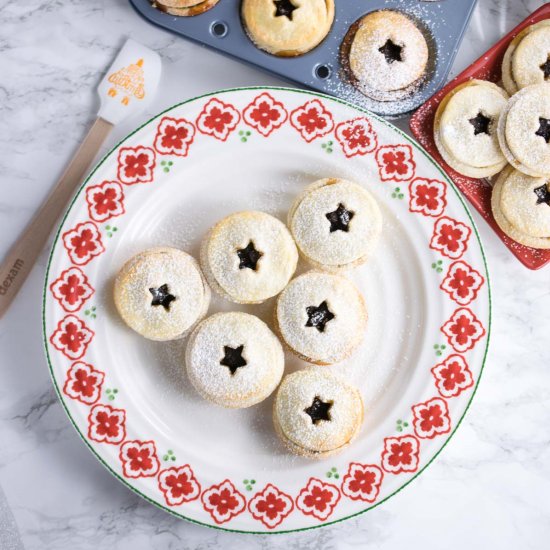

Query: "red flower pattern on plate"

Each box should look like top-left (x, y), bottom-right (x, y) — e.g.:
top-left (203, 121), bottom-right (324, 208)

top-left (63, 361), bottom-right (104, 405)
top-left (50, 267), bottom-right (94, 313)
top-left (335, 117), bottom-right (378, 158)
top-left (409, 177), bottom-right (447, 217)
top-left (412, 397), bottom-right (451, 439)
top-left (295, 478), bottom-right (340, 521)
top-left (119, 440), bottom-right (160, 478)
top-left (62, 222), bottom-right (105, 266)
top-left (85, 181), bottom-right (125, 223)
top-left (88, 404), bottom-right (126, 445)
top-left (243, 92), bottom-right (288, 137)
top-left (196, 98), bottom-right (240, 142)
top-left (158, 465), bottom-right (201, 506)
top-left (431, 354), bottom-right (474, 398)
top-left (43, 90), bottom-right (491, 528)
top-left (441, 307), bottom-right (486, 353)
top-left (50, 315), bottom-right (94, 360)
top-left (153, 116), bottom-right (195, 156)
top-left (375, 144), bottom-right (416, 182)
top-left (289, 99), bottom-right (334, 142)
top-left (381, 435), bottom-right (420, 474)
top-left (440, 260), bottom-right (485, 306)
top-left (248, 483), bottom-right (294, 529)
top-left (117, 146), bottom-right (156, 185)
top-left (341, 463), bottom-right (384, 503)
top-left (201, 479), bottom-right (246, 524)
top-left (430, 216), bottom-right (471, 259)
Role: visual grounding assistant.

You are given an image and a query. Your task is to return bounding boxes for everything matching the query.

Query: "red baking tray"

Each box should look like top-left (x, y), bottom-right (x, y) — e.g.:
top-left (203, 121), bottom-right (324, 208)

top-left (410, 3), bottom-right (550, 270)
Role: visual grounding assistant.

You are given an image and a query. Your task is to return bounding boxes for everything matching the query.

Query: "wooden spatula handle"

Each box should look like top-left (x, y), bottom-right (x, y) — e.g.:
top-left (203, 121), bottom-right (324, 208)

top-left (0, 117), bottom-right (113, 319)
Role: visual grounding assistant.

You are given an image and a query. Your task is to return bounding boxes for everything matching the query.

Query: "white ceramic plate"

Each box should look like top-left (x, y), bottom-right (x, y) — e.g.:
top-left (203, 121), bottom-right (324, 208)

top-left (43, 88), bottom-right (490, 533)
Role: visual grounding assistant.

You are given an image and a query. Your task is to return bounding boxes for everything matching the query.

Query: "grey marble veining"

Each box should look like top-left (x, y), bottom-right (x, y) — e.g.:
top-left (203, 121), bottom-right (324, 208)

top-left (1, 1), bottom-right (549, 549)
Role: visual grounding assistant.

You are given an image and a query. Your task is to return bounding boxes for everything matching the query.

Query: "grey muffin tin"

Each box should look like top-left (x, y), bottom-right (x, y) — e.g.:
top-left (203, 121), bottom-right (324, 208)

top-left (129, 0), bottom-right (478, 118)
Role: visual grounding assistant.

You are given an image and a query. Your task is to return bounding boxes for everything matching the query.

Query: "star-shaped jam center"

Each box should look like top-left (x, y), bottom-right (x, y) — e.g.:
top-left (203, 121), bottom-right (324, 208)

top-left (540, 57), bottom-right (550, 79)
top-left (149, 284), bottom-right (176, 311)
top-left (273, 0), bottom-right (296, 20)
top-left (220, 345), bottom-right (247, 375)
top-left (304, 396), bottom-right (332, 425)
top-left (535, 117), bottom-right (550, 144)
top-left (237, 241), bottom-right (263, 271)
top-left (468, 112), bottom-right (491, 136)
top-left (534, 184), bottom-right (550, 206)
top-left (325, 203), bottom-right (355, 233)
top-left (378, 39), bottom-right (403, 64)
top-left (305, 301), bottom-right (335, 333)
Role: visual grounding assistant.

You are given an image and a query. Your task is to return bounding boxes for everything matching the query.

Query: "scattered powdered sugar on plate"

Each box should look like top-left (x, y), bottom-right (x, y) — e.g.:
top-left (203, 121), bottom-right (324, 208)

top-left (100, 129), bottom-right (429, 469)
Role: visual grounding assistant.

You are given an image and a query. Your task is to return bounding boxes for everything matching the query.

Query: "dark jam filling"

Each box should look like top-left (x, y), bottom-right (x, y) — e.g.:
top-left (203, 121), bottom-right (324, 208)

top-left (378, 39), bottom-right (403, 64)
top-left (468, 112), bottom-right (491, 136)
top-left (273, 0), bottom-right (296, 20)
top-left (540, 57), bottom-right (550, 80)
top-left (535, 117), bottom-right (550, 144)
top-left (304, 396), bottom-right (333, 424)
top-left (534, 184), bottom-right (550, 206)
top-left (237, 241), bottom-right (263, 271)
top-left (220, 345), bottom-right (247, 375)
top-left (149, 284), bottom-right (176, 311)
top-left (305, 301), bottom-right (335, 333)
top-left (325, 203), bottom-right (354, 233)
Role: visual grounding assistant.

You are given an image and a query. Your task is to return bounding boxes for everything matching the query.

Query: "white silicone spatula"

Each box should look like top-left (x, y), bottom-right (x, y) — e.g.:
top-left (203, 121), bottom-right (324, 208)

top-left (0, 39), bottom-right (161, 318)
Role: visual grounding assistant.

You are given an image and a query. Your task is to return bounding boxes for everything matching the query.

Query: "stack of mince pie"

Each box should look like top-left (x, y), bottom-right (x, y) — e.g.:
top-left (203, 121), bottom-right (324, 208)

top-left (113, 177), bottom-right (382, 459)
top-left (434, 20), bottom-right (550, 250)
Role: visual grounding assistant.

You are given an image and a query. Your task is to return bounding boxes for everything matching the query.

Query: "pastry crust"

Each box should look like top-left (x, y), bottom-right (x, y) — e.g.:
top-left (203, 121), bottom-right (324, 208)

top-left (155, 0), bottom-right (206, 7)
top-left (346, 10), bottom-right (429, 102)
top-left (502, 20), bottom-right (550, 95)
top-left (200, 211), bottom-right (298, 304)
top-left (241, 0), bottom-right (334, 57)
top-left (114, 247), bottom-right (210, 341)
top-left (512, 24), bottom-right (550, 90)
top-left (491, 166), bottom-right (550, 249)
top-left (434, 80), bottom-right (509, 178)
top-left (273, 369), bottom-right (364, 459)
top-left (497, 83), bottom-right (550, 178)
top-left (186, 312), bottom-right (285, 408)
top-left (274, 270), bottom-right (368, 365)
top-left (154, 0), bottom-right (219, 16)
top-left (288, 178), bottom-right (382, 271)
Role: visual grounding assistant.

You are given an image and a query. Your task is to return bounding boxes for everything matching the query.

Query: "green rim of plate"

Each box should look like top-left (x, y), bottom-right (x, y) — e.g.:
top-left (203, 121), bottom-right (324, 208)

top-left (42, 86), bottom-right (492, 535)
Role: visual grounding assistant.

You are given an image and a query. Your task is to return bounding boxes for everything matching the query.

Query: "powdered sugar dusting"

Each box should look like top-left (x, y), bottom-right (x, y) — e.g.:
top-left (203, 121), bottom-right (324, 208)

top-left (274, 369), bottom-right (363, 454)
top-left (500, 170), bottom-right (550, 238)
top-left (502, 83), bottom-right (550, 175)
top-left (113, 247), bottom-right (210, 341)
top-left (348, 10), bottom-right (429, 99)
top-left (202, 211), bottom-right (298, 303)
top-left (186, 312), bottom-right (284, 408)
top-left (276, 271), bottom-right (368, 365)
top-left (289, 178), bottom-right (382, 268)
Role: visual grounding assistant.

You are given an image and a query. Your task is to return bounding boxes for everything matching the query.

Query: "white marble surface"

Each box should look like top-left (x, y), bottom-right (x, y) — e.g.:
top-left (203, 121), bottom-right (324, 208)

top-left (1, 0), bottom-right (549, 548)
